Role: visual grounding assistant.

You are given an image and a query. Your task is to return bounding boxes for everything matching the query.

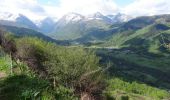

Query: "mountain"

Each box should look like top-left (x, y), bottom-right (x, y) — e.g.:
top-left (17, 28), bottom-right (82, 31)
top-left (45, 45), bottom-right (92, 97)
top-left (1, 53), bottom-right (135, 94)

top-left (0, 12), bottom-right (38, 30)
top-left (118, 14), bottom-right (170, 31)
top-left (104, 14), bottom-right (170, 53)
top-left (50, 12), bottom-right (122, 41)
top-left (0, 24), bottom-right (69, 45)
top-left (0, 12), bottom-right (133, 43)
top-left (36, 17), bottom-right (56, 34)
top-left (57, 12), bottom-right (85, 25)
top-left (87, 12), bottom-right (113, 24)
top-left (107, 13), bottom-right (133, 23)
top-left (96, 14), bottom-right (170, 93)
top-left (49, 12), bottom-right (132, 42)
top-left (51, 12), bottom-right (86, 40)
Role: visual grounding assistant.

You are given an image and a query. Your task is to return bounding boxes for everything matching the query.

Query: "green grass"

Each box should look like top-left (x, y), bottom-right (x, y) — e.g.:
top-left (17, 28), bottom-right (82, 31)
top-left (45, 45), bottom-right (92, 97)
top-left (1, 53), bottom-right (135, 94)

top-left (0, 74), bottom-right (77, 100)
top-left (0, 75), bottom-right (50, 100)
top-left (0, 55), bottom-right (11, 74)
top-left (103, 25), bottom-right (152, 47)
top-left (102, 23), bottom-right (170, 51)
top-left (106, 78), bottom-right (170, 100)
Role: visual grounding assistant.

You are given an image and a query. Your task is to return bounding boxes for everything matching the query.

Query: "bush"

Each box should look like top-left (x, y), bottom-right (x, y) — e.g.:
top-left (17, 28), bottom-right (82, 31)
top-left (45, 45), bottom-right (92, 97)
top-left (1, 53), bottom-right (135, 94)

top-left (0, 36), bottom-right (106, 99)
top-left (0, 75), bottom-right (49, 100)
top-left (15, 37), bottom-right (106, 99)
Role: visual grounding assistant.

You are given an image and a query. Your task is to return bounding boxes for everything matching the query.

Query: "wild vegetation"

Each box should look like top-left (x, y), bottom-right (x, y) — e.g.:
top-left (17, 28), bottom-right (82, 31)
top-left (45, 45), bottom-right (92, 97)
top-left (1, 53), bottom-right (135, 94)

top-left (0, 30), bottom-right (106, 100)
top-left (0, 28), bottom-right (170, 100)
top-left (1, 14), bottom-right (170, 100)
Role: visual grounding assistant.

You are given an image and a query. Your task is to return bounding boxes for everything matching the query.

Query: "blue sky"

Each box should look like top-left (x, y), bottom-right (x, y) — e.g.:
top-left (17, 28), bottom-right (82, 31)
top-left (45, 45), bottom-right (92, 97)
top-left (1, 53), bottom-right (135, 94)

top-left (38, 0), bottom-right (60, 6)
top-left (0, 0), bottom-right (170, 21)
top-left (114, 0), bottom-right (135, 7)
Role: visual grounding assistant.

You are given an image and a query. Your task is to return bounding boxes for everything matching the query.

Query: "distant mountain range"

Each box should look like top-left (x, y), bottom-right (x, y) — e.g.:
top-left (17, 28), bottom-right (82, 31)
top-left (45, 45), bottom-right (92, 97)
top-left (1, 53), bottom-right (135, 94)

top-left (50, 12), bottom-right (132, 40)
top-left (0, 12), bottom-right (132, 42)
top-left (0, 11), bottom-right (170, 52)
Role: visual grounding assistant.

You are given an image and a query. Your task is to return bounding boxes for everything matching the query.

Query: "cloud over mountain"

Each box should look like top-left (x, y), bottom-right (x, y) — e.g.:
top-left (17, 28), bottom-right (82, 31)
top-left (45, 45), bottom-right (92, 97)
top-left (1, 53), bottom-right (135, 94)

top-left (0, 0), bottom-right (170, 21)
top-left (0, 0), bottom-right (46, 21)
top-left (123, 0), bottom-right (170, 17)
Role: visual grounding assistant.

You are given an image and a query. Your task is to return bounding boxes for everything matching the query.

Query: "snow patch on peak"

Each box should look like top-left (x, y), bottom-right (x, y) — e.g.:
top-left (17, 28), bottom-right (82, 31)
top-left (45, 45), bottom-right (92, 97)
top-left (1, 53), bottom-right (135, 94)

top-left (86, 12), bottom-right (109, 21)
top-left (63, 12), bottom-right (84, 23)
top-left (107, 13), bottom-right (133, 23)
top-left (116, 13), bottom-right (132, 22)
top-left (0, 12), bottom-right (21, 21)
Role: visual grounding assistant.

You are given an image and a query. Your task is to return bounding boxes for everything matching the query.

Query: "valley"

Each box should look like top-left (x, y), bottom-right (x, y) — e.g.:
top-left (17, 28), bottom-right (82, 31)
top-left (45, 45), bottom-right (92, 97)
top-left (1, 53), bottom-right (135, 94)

top-left (0, 11), bottom-right (170, 100)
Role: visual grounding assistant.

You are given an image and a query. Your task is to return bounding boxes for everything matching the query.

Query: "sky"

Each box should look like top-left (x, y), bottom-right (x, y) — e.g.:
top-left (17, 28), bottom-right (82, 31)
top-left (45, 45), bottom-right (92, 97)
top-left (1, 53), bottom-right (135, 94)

top-left (0, 0), bottom-right (170, 21)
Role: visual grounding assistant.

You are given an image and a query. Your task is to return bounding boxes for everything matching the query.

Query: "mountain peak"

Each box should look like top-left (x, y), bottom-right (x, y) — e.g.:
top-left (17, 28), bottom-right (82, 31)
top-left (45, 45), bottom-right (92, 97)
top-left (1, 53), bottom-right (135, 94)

top-left (87, 12), bottom-right (108, 21)
top-left (0, 12), bottom-right (21, 21)
top-left (93, 12), bottom-right (104, 18)
top-left (107, 13), bottom-right (132, 23)
top-left (35, 17), bottom-right (55, 27)
top-left (0, 12), bottom-right (38, 30)
top-left (60, 12), bottom-right (85, 23)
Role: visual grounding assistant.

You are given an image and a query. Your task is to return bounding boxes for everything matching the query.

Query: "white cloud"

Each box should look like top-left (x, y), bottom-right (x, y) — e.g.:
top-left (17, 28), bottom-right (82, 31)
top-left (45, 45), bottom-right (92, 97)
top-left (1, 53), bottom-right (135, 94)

top-left (0, 0), bottom-right (170, 21)
top-left (0, 0), bottom-right (120, 21)
top-left (123, 0), bottom-right (170, 17)
top-left (44, 0), bottom-right (120, 18)
top-left (0, 0), bottom-right (46, 21)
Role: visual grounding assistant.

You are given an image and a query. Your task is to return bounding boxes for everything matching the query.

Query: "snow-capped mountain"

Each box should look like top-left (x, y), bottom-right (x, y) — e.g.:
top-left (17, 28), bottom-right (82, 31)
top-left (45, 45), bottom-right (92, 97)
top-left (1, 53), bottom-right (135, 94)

top-left (0, 12), bottom-right (20, 21)
top-left (86, 12), bottom-right (113, 24)
top-left (58, 12), bottom-right (85, 25)
top-left (107, 13), bottom-right (132, 23)
top-left (87, 12), bottom-right (105, 20)
top-left (55, 12), bottom-right (132, 26)
top-left (0, 11), bottom-right (133, 40)
top-left (64, 13), bottom-right (84, 22)
top-left (55, 12), bottom-right (131, 26)
top-left (51, 12), bottom-right (116, 40)
top-left (51, 13), bottom-right (86, 40)
top-left (0, 12), bottom-right (38, 30)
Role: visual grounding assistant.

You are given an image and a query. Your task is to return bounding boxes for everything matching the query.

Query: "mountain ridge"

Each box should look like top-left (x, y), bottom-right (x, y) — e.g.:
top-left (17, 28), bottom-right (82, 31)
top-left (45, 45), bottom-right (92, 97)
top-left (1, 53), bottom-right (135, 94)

top-left (50, 12), bottom-right (131, 41)
top-left (0, 12), bottom-right (38, 30)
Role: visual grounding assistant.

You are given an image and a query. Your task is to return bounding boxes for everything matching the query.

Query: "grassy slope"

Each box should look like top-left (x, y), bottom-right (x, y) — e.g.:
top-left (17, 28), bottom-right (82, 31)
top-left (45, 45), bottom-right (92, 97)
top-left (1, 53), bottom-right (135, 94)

top-left (106, 78), bottom-right (170, 100)
top-left (95, 21), bottom-right (170, 99)
top-left (1, 54), bottom-right (169, 100)
top-left (95, 48), bottom-right (170, 99)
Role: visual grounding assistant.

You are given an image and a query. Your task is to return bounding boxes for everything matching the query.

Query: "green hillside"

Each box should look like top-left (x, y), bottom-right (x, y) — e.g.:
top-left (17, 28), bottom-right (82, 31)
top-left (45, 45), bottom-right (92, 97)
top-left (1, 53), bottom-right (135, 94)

top-left (103, 15), bottom-right (170, 54)
top-left (0, 25), bottom-right (70, 45)
top-left (0, 30), bottom-right (169, 100)
top-left (51, 19), bottom-right (113, 42)
top-left (84, 15), bottom-right (170, 99)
